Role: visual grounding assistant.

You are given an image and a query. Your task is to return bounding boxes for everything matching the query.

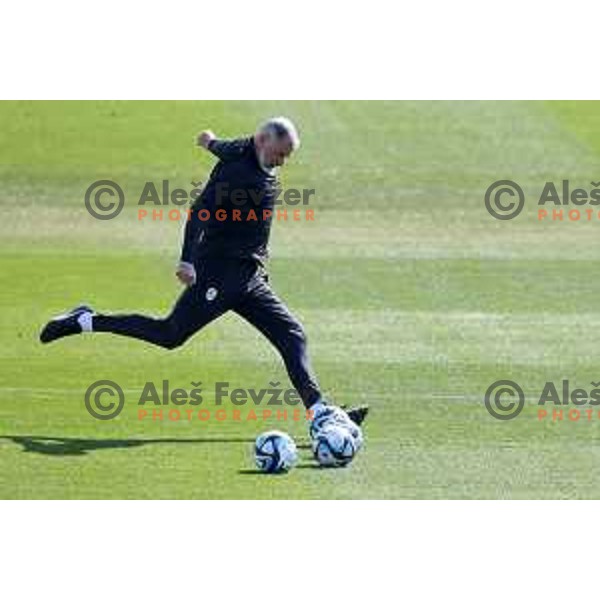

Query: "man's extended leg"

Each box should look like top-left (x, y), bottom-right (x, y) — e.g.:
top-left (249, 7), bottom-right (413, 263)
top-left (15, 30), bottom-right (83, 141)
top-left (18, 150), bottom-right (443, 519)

top-left (233, 272), bottom-right (322, 409)
top-left (91, 284), bottom-right (228, 349)
top-left (233, 269), bottom-right (369, 426)
top-left (40, 266), bottom-right (235, 348)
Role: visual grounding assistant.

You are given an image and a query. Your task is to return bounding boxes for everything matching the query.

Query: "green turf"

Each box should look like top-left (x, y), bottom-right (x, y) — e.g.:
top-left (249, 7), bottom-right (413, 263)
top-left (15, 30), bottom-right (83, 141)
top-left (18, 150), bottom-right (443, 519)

top-left (2, 100), bottom-right (600, 498)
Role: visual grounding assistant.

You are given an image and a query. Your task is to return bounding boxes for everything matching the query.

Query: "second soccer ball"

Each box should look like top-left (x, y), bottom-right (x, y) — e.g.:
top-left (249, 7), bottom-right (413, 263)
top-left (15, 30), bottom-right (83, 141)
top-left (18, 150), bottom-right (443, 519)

top-left (312, 425), bottom-right (357, 467)
top-left (255, 430), bottom-right (298, 474)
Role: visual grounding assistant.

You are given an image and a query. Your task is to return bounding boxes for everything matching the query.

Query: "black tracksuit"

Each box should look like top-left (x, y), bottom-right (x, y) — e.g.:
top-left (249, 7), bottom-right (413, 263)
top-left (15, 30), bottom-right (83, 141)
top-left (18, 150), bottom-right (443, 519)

top-left (93, 137), bottom-right (322, 408)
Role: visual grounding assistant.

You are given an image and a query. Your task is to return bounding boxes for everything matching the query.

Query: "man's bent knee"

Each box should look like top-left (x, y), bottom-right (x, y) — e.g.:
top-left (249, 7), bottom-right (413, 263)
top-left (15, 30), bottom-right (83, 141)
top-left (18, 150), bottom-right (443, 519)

top-left (162, 337), bottom-right (186, 350)
top-left (161, 321), bottom-right (189, 350)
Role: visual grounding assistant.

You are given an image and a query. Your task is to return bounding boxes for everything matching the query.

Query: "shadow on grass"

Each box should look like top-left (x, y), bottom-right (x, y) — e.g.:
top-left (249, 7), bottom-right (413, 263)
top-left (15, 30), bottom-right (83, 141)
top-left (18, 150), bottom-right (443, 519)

top-left (0, 435), bottom-right (256, 457)
top-left (238, 463), bottom-right (322, 475)
top-left (238, 468), bottom-right (283, 475)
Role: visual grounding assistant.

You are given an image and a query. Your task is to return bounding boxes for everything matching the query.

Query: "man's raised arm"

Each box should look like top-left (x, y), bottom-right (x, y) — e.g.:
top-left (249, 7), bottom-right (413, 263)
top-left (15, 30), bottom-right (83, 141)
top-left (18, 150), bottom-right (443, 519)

top-left (195, 129), bottom-right (247, 162)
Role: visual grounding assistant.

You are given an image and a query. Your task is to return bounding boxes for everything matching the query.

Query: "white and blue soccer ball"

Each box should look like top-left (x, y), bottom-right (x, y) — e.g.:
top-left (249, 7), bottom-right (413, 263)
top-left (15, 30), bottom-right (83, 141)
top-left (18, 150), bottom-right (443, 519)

top-left (310, 405), bottom-right (364, 451)
top-left (312, 424), bottom-right (357, 467)
top-left (254, 430), bottom-right (298, 474)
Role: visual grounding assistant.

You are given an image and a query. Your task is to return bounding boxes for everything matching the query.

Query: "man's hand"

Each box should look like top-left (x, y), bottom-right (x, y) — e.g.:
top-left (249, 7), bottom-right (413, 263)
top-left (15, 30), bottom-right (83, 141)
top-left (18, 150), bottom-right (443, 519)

top-left (176, 261), bottom-right (197, 286)
top-left (196, 130), bottom-right (216, 149)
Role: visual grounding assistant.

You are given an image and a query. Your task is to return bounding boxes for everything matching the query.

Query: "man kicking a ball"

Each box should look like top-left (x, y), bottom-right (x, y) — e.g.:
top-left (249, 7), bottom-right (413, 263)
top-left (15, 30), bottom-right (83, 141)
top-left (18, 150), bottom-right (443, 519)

top-left (40, 117), bottom-right (368, 436)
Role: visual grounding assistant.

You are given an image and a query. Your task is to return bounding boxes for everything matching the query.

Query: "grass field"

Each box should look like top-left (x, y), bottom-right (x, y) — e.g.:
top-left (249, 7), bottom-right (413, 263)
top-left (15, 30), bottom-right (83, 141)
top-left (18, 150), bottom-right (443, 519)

top-left (2, 100), bottom-right (600, 498)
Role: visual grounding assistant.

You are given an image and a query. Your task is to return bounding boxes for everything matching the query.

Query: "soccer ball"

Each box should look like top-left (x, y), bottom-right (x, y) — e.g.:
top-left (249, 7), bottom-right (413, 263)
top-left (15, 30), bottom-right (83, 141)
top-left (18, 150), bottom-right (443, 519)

top-left (310, 405), bottom-right (364, 450)
top-left (312, 424), bottom-right (357, 467)
top-left (255, 430), bottom-right (298, 474)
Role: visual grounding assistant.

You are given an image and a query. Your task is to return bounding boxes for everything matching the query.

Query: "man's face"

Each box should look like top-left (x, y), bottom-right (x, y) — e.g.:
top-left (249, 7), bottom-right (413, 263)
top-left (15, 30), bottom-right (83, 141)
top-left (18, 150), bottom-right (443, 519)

top-left (257, 134), bottom-right (294, 168)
